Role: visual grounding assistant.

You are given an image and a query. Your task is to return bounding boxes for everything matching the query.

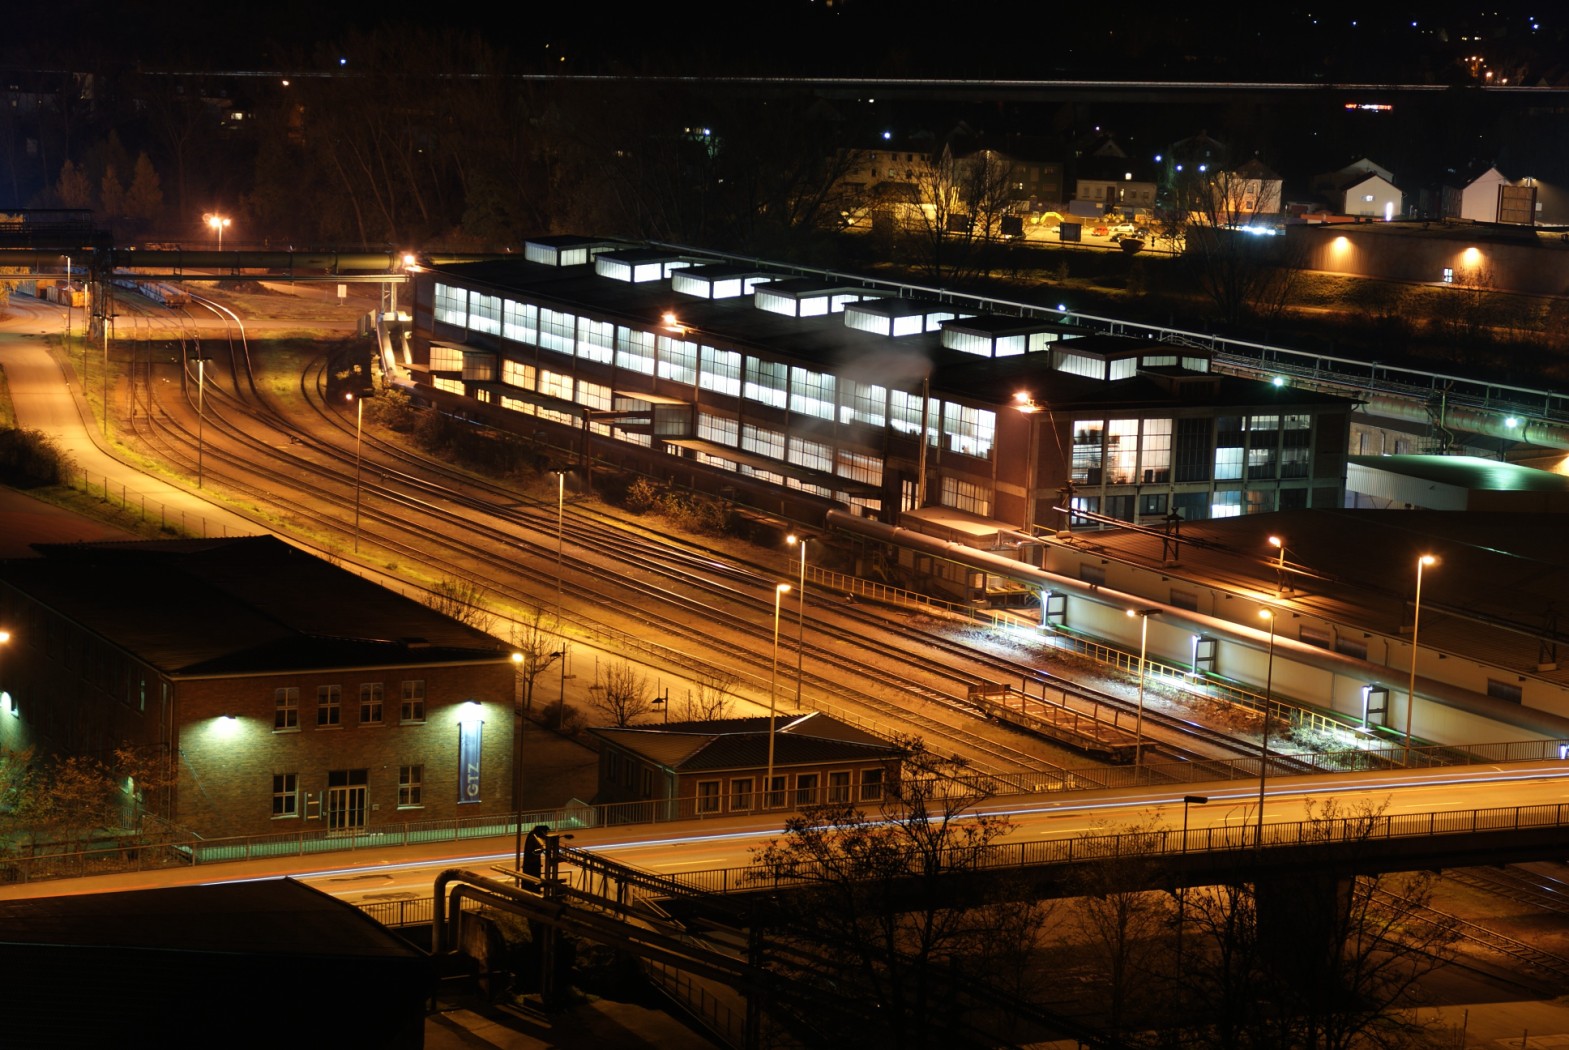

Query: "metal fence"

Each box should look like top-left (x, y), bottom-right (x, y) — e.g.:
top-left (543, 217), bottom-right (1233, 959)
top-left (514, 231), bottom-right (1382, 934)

top-left (655, 798), bottom-right (1569, 897)
top-left (7, 732), bottom-right (1568, 885)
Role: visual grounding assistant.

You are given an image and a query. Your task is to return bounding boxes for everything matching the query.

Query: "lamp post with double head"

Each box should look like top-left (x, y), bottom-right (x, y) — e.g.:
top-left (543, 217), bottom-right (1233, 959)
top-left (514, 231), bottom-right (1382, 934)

top-left (766, 583), bottom-right (791, 810)
top-left (206, 213), bottom-right (231, 251)
top-left (1404, 555), bottom-right (1437, 766)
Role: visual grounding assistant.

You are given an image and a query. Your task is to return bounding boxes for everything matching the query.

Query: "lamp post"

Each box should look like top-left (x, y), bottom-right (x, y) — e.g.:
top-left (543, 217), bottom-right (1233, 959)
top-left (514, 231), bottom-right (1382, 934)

top-left (554, 471), bottom-right (566, 625)
top-left (1126, 608), bottom-right (1158, 769)
top-left (1267, 534), bottom-right (1288, 592)
top-left (1013, 391), bottom-right (1042, 533)
top-left (510, 652), bottom-right (526, 877)
top-left (1256, 609), bottom-right (1276, 849)
top-left (345, 393), bottom-right (365, 552)
top-left (196, 357), bottom-right (205, 488)
top-left (62, 254), bottom-right (71, 340)
top-left (1177, 793), bottom-right (1208, 966)
top-left (786, 534), bottom-right (809, 711)
top-left (1405, 554), bottom-right (1437, 766)
top-left (0, 629), bottom-right (10, 708)
top-left (206, 213), bottom-right (231, 251)
top-left (766, 583), bottom-right (791, 810)
top-left (511, 646), bottom-right (563, 876)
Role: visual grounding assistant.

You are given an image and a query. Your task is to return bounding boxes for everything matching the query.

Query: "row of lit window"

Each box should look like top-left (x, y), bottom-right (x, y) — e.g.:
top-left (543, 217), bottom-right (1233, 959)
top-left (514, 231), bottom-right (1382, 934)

top-left (272, 681), bottom-right (425, 731)
top-left (693, 768), bottom-right (882, 814)
top-left (435, 284), bottom-right (997, 454)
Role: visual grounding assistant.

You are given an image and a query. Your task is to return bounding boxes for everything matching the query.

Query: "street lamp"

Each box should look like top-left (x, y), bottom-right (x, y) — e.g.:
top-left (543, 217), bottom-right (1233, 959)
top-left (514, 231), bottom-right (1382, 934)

top-left (786, 534), bottom-right (810, 711)
top-left (196, 357), bottom-right (206, 488)
top-left (345, 393), bottom-right (364, 552)
top-left (511, 652), bottom-right (526, 876)
top-left (1256, 609), bottom-right (1276, 849)
top-left (554, 471), bottom-right (566, 626)
top-left (1267, 534), bottom-right (1288, 592)
top-left (1013, 391), bottom-right (1043, 533)
top-left (1404, 554), bottom-right (1438, 766)
top-left (205, 213), bottom-right (231, 251)
top-left (511, 646), bottom-right (563, 876)
top-left (766, 583), bottom-right (791, 810)
top-left (1176, 793), bottom-right (1209, 966)
top-left (1126, 608), bottom-right (1159, 768)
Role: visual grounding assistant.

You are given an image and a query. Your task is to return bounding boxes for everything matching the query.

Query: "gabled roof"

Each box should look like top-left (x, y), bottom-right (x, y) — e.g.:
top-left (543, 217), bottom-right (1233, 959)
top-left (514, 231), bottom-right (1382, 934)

top-left (1230, 157), bottom-right (1282, 181)
top-left (591, 712), bottom-right (902, 773)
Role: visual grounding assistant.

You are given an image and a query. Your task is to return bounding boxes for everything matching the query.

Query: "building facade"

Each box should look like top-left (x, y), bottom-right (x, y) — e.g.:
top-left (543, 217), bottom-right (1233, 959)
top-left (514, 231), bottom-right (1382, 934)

top-left (589, 713), bottom-right (903, 822)
top-left (406, 237), bottom-right (1351, 544)
top-left (0, 537), bottom-right (518, 840)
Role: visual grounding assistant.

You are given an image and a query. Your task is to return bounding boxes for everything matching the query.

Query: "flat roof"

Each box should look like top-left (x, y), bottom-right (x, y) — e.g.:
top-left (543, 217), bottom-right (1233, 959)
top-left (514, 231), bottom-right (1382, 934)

top-left (0, 536), bottom-right (509, 676)
top-left (1349, 454), bottom-right (1569, 493)
top-left (429, 256), bottom-right (1350, 415)
top-left (0, 878), bottom-right (420, 957)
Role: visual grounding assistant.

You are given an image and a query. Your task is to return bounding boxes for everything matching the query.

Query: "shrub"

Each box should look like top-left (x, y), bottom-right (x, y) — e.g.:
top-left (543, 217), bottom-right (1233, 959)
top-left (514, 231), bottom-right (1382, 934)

top-left (0, 428), bottom-right (74, 487)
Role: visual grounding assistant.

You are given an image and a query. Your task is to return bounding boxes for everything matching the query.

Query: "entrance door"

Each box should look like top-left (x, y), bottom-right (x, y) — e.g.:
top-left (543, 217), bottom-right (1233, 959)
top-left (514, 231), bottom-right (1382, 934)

top-left (326, 769), bottom-right (368, 831)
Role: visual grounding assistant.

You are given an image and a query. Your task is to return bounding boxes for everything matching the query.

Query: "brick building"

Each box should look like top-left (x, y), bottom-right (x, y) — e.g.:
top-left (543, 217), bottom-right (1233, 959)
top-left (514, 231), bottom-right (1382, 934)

top-left (0, 537), bottom-right (517, 839)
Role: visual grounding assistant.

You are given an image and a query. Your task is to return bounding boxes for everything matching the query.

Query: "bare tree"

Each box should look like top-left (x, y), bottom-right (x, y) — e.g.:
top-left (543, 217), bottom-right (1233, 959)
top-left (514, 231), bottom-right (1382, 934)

top-left (427, 575), bottom-right (496, 635)
top-left (1164, 151), bottom-right (1307, 326)
top-left (897, 143), bottom-right (1015, 282)
top-left (589, 659), bottom-right (653, 727)
top-left (679, 667), bottom-right (739, 721)
top-left (510, 610), bottom-right (564, 722)
top-left (750, 737), bottom-right (1053, 1049)
top-left (1066, 817), bottom-right (1175, 1034)
top-left (1166, 798), bottom-right (1459, 1050)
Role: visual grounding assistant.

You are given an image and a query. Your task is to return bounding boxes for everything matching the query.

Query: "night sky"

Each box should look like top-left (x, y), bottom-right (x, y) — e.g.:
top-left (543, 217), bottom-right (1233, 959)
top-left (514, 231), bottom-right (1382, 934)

top-left (12, 2), bottom-right (1567, 83)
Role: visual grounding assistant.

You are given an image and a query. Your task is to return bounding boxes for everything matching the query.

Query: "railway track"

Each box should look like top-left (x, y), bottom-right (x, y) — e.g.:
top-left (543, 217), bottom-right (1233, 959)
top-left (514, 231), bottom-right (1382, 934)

top-left (107, 287), bottom-right (1323, 779)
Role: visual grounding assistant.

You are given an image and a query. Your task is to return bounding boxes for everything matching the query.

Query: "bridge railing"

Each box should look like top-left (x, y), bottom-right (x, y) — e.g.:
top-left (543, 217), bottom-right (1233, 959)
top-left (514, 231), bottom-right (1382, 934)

top-left (654, 798), bottom-right (1569, 897)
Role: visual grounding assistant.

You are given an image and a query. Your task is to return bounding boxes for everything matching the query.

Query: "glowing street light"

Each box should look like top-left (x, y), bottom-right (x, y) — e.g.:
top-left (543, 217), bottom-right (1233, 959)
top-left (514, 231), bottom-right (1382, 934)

top-left (205, 213), bottom-right (231, 251)
top-left (1256, 609), bottom-right (1276, 849)
top-left (0, 629), bottom-right (10, 712)
top-left (1267, 534), bottom-right (1288, 592)
top-left (511, 647), bottom-right (563, 876)
top-left (766, 583), bottom-right (792, 810)
top-left (345, 393), bottom-right (364, 552)
top-left (1126, 608), bottom-right (1159, 768)
top-left (1404, 555), bottom-right (1438, 765)
top-left (786, 534), bottom-right (810, 711)
top-left (1014, 391), bottom-right (1043, 533)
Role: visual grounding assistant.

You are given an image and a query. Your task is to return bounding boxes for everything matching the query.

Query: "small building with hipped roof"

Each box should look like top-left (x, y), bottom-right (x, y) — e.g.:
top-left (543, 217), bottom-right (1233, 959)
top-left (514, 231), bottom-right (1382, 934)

top-left (589, 712), bottom-right (904, 822)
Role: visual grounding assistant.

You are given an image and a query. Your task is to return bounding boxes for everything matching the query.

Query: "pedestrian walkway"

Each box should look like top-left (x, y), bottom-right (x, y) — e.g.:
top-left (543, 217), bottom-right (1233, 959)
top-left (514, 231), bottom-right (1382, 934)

top-left (0, 299), bottom-right (260, 540)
